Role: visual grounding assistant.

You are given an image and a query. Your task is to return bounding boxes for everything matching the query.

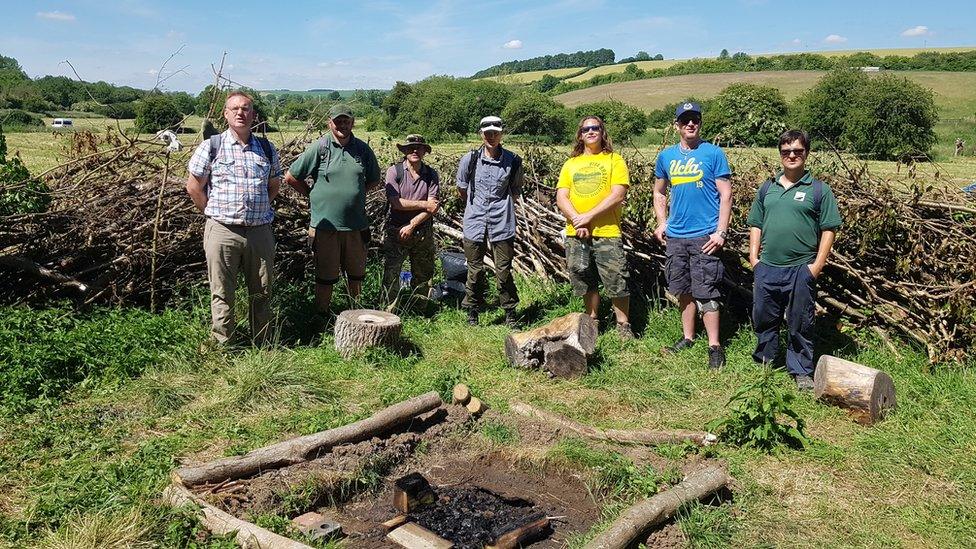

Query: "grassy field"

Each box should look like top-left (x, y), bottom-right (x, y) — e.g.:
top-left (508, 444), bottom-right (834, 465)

top-left (477, 47), bottom-right (976, 84)
top-left (0, 272), bottom-right (974, 547)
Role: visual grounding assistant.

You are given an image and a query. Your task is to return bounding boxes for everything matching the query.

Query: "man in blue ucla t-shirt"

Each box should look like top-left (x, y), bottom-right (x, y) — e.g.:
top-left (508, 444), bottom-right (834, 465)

top-left (653, 101), bottom-right (732, 370)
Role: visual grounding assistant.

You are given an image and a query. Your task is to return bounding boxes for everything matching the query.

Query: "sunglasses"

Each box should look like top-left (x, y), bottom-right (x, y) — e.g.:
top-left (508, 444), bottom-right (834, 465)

top-left (677, 117), bottom-right (701, 127)
top-left (580, 124), bottom-right (602, 133)
top-left (480, 122), bottom-right (503, 130)
top-left (403, 145), bottom-right (425, 153)
top-left (780, 148), bottom-right (806, 157)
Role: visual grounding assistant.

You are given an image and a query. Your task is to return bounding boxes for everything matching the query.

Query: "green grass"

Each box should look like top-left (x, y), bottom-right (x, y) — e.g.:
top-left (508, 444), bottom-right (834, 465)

top-left (0, 273), bottom-right (974, 547)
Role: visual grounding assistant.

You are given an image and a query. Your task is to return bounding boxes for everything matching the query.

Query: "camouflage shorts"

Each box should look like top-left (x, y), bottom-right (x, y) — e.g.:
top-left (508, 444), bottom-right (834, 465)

top-left (565, 236), bottom-right (629, 298)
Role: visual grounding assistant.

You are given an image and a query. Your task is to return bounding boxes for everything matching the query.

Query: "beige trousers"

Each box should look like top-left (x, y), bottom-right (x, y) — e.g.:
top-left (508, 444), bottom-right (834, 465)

top-left (204, 219), bottom-right (275, 344)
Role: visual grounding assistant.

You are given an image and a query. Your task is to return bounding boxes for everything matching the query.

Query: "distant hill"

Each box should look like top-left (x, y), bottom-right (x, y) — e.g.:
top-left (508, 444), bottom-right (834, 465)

top-left (472, 48), bottom-right (614, 78)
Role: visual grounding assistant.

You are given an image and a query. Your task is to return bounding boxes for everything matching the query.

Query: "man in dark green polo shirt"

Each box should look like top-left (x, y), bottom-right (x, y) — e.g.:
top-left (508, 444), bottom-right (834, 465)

top-left (284, 104), bottom-right (381, 314)
top-left (747, 129), bottom-right (842, 390)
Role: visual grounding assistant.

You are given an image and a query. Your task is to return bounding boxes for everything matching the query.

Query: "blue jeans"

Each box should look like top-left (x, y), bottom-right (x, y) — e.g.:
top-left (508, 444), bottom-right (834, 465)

top-left (752, 263), bottom-right (817, 376)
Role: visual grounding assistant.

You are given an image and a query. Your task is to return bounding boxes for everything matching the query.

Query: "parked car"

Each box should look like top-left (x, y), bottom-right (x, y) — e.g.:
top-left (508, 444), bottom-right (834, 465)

top-left (51, 118), bottom-right (73, 128)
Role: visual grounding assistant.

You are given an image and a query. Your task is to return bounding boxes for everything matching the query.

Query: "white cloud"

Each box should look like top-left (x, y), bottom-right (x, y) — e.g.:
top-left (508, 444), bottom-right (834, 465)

top-left (901, 25), bottom-right (931, 37)
top-left (36, 11), bottom-right (75, 21)
top-left (503, 40), bottom-right (523, 49)
top-left (824, 34), bottom-right (847, 44)
top-left (791, 38), bottom-right (802, 45)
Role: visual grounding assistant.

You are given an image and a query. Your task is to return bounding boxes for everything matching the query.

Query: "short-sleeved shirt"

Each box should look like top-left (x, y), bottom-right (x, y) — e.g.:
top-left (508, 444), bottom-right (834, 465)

top-left (456, 147), bottom-right (522, 242)
top-left (187, 129), bottom-right (282, 226)
top-left (287, 134), bottom-right (380, 231)
top-left (385, 161), bottom-right (440, 228)
top-left (556, 151), bottom-right (630, 238)
top-left (747, 171), bottom-right (843, 267)
top-left (654, 141), bottom-right (731, 239)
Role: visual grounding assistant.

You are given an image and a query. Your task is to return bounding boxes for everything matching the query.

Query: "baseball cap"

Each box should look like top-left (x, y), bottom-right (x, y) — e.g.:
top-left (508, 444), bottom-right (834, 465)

top-left (675, 101), bottom-right (702, 119)
top-left (479, 115), bottom-right (504, 132)
top-left (328, 104), bottom-right (354, 119)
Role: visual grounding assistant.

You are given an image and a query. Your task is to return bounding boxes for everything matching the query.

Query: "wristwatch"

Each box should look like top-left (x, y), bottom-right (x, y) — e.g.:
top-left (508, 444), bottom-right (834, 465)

top-left (716, 229), bottom-right (728, 239)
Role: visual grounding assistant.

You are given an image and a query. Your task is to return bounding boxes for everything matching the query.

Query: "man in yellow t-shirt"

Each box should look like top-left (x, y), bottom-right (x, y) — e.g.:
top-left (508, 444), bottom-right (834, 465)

top-left (556, 116), bottom-right (633, 339)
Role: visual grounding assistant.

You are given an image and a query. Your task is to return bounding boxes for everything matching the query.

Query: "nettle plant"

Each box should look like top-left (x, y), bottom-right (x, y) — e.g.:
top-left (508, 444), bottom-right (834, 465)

top-left (706, 366), bottom-right (810, 453)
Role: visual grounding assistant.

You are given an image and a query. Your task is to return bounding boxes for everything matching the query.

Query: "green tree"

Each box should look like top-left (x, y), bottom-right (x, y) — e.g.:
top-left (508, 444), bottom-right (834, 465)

top-left (573, 100), bottom-right (648, 142)
top-left (534, 74), bottom-right (561, 93)
top-left (327, 90), bottom-right (341, 100)
top-left (791, 69), bottom-right (869, 147)
top-left (707, 83), bottom-right (788, 146)
top-left (719, 49), bottom-right (730, 60)
top-left (842, 75), bottom-right (938, 160)
top-left (501, 91), bottom-right (569, 142)
top-left (134, 93), bottom-right (181, 133)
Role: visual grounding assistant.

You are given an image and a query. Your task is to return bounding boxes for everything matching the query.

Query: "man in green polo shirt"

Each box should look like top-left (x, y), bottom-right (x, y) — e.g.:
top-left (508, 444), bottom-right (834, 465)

top-left (284, 104), bottom-right (381, 314)
top-left (747, 129), bottom-right (842, 390)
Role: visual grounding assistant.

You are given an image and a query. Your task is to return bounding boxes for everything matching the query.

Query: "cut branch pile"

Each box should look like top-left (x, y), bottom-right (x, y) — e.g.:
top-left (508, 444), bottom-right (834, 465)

top-left (1, 135), bottom-right (973, 362)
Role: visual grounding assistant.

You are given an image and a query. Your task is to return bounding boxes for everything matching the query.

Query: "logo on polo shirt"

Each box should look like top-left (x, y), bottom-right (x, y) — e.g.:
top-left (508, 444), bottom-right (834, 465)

top-left (794, 191), bottom-right (806, 201)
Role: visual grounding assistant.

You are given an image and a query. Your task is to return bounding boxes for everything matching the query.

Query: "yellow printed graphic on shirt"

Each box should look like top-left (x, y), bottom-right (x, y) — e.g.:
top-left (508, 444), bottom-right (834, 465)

top-left (556, 152), bottom-right (629, 237)
top-left (668, 158), bottom-right (704, 187)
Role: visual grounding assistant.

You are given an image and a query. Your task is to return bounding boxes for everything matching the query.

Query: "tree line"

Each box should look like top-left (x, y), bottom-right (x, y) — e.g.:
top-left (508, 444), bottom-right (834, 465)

top-left (472, 48), bottom-right (615, 78)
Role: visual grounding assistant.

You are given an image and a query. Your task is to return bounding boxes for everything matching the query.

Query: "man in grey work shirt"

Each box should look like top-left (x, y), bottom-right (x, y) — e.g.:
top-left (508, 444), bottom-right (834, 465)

top-left (456, 115), bottom-right (523, 327)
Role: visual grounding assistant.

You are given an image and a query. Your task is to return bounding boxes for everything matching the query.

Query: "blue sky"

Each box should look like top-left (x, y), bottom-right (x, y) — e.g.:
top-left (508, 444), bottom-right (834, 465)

top-left (2, 0), bottom-right (974, 93)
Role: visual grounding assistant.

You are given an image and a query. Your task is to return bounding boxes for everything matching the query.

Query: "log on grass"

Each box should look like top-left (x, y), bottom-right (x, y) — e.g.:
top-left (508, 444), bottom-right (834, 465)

top-left (510, 401), bottom-right (717, 447)
top-left (334, 309), bottom-right (403, 359)
top-left (172, 391), bottom-right (442, 486)
top-left (504, 312), bottom-right (597, 378)
top-left (163, 482), bottom-right (314, 549)
top-left (584, 465), bottom-right (730, 549)
top-left (814, 355), bottom-right (896, 425)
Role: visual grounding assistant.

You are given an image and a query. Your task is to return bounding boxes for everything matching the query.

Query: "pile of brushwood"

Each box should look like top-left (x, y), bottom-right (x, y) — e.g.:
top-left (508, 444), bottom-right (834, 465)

top-left (1, 129), bottom-right (974, 363)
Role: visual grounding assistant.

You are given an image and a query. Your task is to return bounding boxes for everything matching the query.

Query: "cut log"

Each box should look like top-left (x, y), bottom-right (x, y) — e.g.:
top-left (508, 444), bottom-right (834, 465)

top-left (487, 515), bottom-right (550, 549)
top-left (510, 401), bottom-right (717, 447)
top-left (584, 465), bottom-right (730, 549)
top-left (393, 473), bottom-right (436, 513)
top-left (387, 522), bottom-right (454, 549)
top-left (814, 355), bottom-right (896, 425)
top-left (163, 483), bottom-right (313, 549)
top-left (465, 396), bottom-right (488, 416)
top-left (505, 313), bottom-right (597, 378)
top-left (334, 309), bottom-right (402, 359)
top-left (383, 515), bottom-right (410, 531)
top-left (452, 383), bottom-right (471, 405)
top-left (172, 391), bottom-right (442, 487)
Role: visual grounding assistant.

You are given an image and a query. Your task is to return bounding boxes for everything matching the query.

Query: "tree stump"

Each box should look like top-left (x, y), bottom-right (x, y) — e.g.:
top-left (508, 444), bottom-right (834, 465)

top-left (334, 309), bottom-right (402, 359)
top-left (504, 313), bottom-right (597, 378)
top-left (814, 355), bottom-right (896, 425)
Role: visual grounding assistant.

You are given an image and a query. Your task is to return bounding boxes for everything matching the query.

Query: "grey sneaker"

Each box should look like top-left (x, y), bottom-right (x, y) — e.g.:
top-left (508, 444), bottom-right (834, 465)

top-left (662, 337), bottom-right (695, 356)
top-left (467, 309), bottom-right (479, 326)
top-left (616, 322), bottom-right (635, 341)
top-left (794, 374), bottom-right (815, 391)
top-left (708, 345), bottom-right (726, 370)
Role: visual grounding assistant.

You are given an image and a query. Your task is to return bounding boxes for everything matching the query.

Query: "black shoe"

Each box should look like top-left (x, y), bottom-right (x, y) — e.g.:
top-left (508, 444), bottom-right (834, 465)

top-left (467, 309), bottom-right (479, 326)
top-left (794, 374), bottom-right (815, 391)
top-left (662, 337), bottom-right (694, 356)
top-left (504, 310), bottom-right (518, 328)
top-left (708, 345), bottom-right (726, 370)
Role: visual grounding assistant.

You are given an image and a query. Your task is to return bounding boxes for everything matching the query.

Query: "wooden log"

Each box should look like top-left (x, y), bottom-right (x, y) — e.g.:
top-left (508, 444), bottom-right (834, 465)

top-left (163, 483), bottom-right (314, 549)
top-left (504, 313), bottom-right (597, 378)
top-left (334, 309), bottom-right (402, 359)
top-left (387, 522), bottom-right (454, 549)
top-left (584, 465), bottom-right (730, 549)
top-left (465, 396), bottom-right (488, 416)
top-left (451, 383), bottom-right (471, 405)
top-left (487, 515), bottom-right (550, 549)
top-left (814, 355), bottom-right (896, 425)
top-left (172, 391), bottom-right (442, 486)
top-left (393, 473), bottom-right (436, 513)
top-left (510, 401), bottom-right (717, 447)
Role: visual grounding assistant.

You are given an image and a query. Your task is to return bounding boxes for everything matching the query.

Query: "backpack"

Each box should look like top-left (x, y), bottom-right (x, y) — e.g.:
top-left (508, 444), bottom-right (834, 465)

top-left (463, 147), bottom-right (522, 204)
top-left (758, 177), bottom-right (824, 230)
top-left (393, 160), bottom-right (433, 186)
top-left (208, 133), bottom-right (274, 168)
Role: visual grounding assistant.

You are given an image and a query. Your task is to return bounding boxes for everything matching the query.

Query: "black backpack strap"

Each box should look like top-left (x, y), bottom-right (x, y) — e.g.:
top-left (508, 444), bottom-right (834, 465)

top-left (756, 179), bottom-right (773, 226)
top-left (509, 154), bottom-right (522, 196)
top-left (255, 136), bottom-right (273, 165)
top-left (812, 179), bottom-right (824, 231)
top-left (208, 134), bottom-right (222, 163)
top-left (394, 161), bottom-right (404, 185)
top-left (465, 147), bottom-right (481, 204)
top-left (315, 135), bottom-right (333, 181)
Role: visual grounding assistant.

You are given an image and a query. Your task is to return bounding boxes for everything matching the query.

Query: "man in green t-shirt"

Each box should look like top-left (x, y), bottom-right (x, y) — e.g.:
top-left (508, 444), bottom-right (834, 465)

top-left (747, 129), bottom-right (842, 390)
top-left (284, 104), bottom-right (381, 314)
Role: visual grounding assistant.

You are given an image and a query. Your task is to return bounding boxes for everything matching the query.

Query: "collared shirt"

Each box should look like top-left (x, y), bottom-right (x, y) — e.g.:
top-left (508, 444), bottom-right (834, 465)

top-left (747, 170), bottom-right (843, 267)
top-left (188, 130), bottom-right (282, 226)
top-left (456, 147), bottom-right (522, 242)
top-left (385, 161), bottom-right (440, 228)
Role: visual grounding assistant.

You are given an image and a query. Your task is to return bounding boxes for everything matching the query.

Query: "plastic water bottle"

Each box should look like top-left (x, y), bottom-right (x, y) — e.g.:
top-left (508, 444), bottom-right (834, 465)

top-left (399, 271), bottom-right (413, 291)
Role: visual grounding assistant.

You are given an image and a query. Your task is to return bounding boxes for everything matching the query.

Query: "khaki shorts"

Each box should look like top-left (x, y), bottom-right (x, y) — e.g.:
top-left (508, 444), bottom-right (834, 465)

top-left (310, 228), bottom-right (368, 285)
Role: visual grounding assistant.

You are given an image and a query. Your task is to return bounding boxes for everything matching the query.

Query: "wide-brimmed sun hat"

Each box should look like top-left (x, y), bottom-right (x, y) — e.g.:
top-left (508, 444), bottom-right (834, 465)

top-left (396, 134), bottom-right (432, 154)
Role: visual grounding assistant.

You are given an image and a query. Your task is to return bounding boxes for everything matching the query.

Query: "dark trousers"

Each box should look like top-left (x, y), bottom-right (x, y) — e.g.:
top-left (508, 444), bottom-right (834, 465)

top-left (462, 237), bottom-right (518, 311)
top-left (752, 263), bottom-right (817, 376)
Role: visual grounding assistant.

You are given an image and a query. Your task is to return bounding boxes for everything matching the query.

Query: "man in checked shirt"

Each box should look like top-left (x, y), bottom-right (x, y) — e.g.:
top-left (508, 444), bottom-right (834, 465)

top-left (186, 90), bottom-right (282, 346)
